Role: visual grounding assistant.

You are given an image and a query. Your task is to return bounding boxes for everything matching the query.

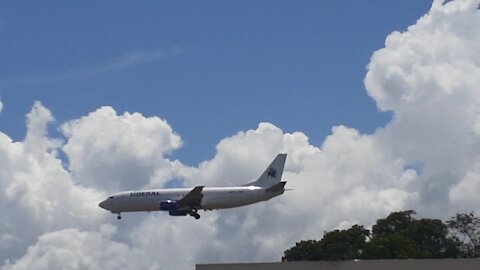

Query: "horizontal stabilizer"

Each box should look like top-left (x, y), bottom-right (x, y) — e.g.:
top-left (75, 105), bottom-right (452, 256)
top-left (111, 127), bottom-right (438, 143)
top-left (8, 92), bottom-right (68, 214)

top-left (266, 181), bottom-right (286, 192)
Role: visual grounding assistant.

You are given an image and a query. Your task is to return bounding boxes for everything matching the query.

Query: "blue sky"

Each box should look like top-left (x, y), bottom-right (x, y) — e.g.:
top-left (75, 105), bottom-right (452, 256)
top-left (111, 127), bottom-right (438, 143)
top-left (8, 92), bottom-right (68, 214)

top-left (0, 1), bottom-right (431, 164)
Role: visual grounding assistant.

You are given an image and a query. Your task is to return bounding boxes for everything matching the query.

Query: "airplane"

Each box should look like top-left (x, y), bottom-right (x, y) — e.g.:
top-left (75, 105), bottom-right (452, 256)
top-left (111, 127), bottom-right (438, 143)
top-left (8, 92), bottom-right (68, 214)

top-left (98, 153), bottom-right (287, 220)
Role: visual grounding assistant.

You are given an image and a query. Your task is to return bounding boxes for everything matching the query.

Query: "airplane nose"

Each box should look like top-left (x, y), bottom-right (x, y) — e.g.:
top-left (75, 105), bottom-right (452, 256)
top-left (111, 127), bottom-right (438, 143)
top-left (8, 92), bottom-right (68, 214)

top-left (99, 200), bottom-right (108, 210)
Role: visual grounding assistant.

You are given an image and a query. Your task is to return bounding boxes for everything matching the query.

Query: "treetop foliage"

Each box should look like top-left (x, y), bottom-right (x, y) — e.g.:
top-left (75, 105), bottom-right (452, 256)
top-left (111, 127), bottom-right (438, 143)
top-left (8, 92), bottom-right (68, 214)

top-left (447, 212), bottom-right (480, 258)
top-left (282, 210), bottom-right (480, 261)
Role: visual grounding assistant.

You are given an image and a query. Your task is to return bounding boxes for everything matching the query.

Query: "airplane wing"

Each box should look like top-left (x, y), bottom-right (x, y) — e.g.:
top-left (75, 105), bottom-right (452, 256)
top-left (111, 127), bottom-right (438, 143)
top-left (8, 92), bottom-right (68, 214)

top-left (177, 186), bottom-right (204, 209)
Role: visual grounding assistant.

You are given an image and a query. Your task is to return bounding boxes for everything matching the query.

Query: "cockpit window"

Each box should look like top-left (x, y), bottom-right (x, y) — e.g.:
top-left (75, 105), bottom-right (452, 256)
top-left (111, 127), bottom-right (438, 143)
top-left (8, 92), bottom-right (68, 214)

top-left (108, 196), bottom-right (114, 199)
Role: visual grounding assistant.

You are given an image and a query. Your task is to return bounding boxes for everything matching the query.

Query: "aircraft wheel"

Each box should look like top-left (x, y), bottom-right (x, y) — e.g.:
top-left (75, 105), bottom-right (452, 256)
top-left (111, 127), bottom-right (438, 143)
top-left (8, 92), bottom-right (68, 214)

top-left (117, 214), bottom-right (122, 220)
top-left (193, 213), bottom-right (200, 220)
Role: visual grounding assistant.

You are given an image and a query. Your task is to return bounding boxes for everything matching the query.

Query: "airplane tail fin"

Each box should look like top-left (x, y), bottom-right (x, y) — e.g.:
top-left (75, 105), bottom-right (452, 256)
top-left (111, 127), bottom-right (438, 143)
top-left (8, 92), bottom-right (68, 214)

top-left (244, 153), bottom-right (287, 189)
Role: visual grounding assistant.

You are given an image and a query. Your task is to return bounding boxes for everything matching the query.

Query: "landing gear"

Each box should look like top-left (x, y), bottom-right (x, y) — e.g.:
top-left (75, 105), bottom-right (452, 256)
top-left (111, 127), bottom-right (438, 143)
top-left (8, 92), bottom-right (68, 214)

top-left (189, 209), bottom-right (201, 220)
top-left (117, 214), bottom-right (122, 220)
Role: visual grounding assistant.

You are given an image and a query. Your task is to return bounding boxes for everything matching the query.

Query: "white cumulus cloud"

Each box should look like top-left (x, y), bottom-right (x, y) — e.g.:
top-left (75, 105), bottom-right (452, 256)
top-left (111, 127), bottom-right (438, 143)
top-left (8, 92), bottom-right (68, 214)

top-left (0, 102), bottom-right (105, 263)
top-left (61, 106), bottom-right (184, 192)
top-left (365, 0), bottom-right (480, 216)
top-left (2, 225), bottom-right (156, 270)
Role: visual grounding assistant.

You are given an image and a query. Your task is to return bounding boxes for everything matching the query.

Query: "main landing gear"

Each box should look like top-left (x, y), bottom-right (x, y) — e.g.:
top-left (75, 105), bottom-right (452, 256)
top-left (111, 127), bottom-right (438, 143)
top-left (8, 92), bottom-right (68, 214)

top-left (189, 210), bottom-right (200, 220)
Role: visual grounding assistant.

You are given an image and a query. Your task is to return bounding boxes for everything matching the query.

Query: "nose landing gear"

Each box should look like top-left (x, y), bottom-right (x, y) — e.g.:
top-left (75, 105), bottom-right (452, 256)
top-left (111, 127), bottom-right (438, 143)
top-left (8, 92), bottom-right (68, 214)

top-left (117, 213), bottom-right (122, 220)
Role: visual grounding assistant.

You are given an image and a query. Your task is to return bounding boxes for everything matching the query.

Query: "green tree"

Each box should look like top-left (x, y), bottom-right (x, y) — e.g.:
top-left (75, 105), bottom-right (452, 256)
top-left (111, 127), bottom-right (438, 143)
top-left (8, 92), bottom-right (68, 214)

top-left (282, 210), bottom-right (462, 261)
top-left (411, 218), bottom-right (459, 258)
top-left (317, 225), bottom-right (369, 260)
top-left (282, 225), bottom-right (369, 261)
top-left (370, 210), bottom-right (416, 238)
top-left (282, 240), bottom-right (321, 261)
top-left (363, 233), bottom-right (422, 259)
top-left (447, 212), bottom-right (480, 258)
top-left (364, 210), bottom-right (458, 259)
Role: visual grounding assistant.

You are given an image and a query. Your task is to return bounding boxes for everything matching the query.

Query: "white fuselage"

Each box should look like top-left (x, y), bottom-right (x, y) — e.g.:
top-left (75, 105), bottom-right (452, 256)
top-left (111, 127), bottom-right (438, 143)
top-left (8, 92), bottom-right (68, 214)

top-left (99, 185), bottom-right (283, 214)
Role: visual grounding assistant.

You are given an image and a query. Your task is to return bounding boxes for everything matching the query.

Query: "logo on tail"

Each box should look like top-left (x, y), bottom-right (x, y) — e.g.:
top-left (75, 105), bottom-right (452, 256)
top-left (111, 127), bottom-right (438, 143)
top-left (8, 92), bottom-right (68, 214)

top-left (267, 168), bottom-right (277, 178)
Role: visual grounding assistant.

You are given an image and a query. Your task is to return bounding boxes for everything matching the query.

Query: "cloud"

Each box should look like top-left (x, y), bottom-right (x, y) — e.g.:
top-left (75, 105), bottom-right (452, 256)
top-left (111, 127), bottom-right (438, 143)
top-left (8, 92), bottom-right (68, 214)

top-left (2, 225), bottom-right (156, 270)
top-left (61, 48), bottom-right (174, 80)
top-left (1, 104), bottom-right (416, 269)
top-left (179, 124), bottom-right (417, 262)
top-left (61, 106), bottom-right (184, 192)
top-left (2, 0), bottom-right (480, 269)
top-left (98, 50), bottom-right (171, 72)
top-left (0, 48), bottom-right (176, 86)
top-left (365, 0), bottom-right (480, 215)
top-left (0, 102), bottom-right (106, 263)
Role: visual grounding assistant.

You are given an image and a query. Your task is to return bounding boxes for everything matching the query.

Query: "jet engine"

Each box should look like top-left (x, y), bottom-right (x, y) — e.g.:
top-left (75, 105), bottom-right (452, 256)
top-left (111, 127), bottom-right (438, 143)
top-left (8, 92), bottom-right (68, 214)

top-left (159, 200), bottom-right (178, 211)
top-left (160, 200), bottom-right (189, 216)
top-left (168, 210), bottom-right (189, 216)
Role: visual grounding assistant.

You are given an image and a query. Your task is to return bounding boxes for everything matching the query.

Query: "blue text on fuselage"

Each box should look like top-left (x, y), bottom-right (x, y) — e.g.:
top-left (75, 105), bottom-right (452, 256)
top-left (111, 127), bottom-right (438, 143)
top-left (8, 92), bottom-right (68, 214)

top-left (130, 191), bottom-right (160, 196)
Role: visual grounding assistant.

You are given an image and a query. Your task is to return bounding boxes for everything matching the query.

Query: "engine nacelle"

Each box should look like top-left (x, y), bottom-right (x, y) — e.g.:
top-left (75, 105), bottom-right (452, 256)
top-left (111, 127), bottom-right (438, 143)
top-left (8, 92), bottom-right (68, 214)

top-left (159, 200), bottom-right (178, 211)
top-left (169, 210), bottom-right (189, 216)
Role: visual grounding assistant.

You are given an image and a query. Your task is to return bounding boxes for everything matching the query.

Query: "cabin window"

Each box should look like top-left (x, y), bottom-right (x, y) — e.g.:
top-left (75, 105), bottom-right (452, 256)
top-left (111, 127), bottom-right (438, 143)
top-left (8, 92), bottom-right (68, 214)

top-left (108, 196), bottom-right (114, 199)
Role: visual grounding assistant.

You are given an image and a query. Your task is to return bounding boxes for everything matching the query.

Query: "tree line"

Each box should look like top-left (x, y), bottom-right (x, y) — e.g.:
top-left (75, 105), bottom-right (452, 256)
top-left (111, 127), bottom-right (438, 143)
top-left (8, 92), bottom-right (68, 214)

top-left (282, 210), bottom-right (480, 261)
